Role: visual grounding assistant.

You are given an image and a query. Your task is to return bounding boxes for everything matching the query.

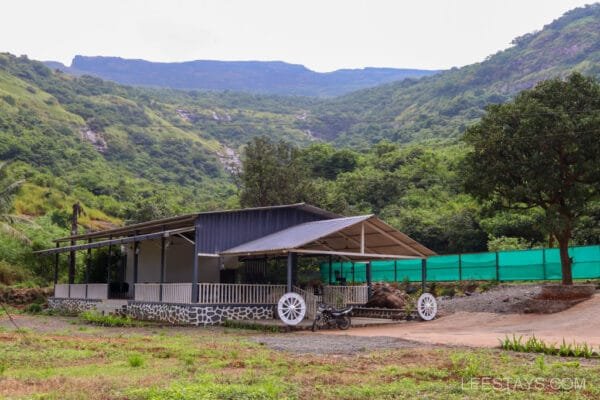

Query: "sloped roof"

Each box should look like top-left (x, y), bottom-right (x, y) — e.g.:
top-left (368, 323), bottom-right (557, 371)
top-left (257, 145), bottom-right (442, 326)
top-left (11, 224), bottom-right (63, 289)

top-left (221, 215), bottom-right (372, 255)
top-left (221, 215), bottom-right (434, 258)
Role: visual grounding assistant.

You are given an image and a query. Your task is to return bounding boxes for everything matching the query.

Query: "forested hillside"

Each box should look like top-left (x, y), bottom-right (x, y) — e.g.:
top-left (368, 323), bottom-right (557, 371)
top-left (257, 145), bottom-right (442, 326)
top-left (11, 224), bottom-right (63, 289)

top-left (304, 4), bottom-right (600, 145)
top-left (1, 4), bottom-right (600, 284)
top-left (47, 57), bottom-right (438, 97)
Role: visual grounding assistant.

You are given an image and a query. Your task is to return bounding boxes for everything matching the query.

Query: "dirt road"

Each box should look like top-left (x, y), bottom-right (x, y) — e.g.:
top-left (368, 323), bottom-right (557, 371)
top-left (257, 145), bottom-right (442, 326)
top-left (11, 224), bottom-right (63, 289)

top-left (320, 294), bottom-right (600, 348)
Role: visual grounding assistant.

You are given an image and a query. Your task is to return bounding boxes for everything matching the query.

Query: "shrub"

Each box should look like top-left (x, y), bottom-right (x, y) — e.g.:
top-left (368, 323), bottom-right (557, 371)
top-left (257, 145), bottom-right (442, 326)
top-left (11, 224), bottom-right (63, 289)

top-left (80, 311), bottom-right (139, 327)
top-left (128, 353), bottom-right (144, 368)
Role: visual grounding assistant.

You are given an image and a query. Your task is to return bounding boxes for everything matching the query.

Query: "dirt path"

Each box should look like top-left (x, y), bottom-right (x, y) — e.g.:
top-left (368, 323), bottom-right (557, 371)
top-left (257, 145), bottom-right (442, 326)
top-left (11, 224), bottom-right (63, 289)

top-left (321, 294), bottom-right (600, 348)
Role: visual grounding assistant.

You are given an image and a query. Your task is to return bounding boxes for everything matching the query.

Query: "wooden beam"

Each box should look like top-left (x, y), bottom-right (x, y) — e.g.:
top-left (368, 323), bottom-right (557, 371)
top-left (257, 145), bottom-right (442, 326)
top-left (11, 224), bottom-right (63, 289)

top-left (365, 221), bottom-right (426, 257)
top-left (337, 230), bottom-right (381, 254)
top-left (176, 233), bottom-right (195, 245)
top-left (360, 223), bottom-right (365, 254)
top-left (314, 240), bottom-right (351, 261)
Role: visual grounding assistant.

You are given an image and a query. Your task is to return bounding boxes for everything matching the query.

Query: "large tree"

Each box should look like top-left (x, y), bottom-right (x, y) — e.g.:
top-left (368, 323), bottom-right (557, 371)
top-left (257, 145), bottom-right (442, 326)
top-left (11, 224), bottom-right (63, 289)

top-left (238, 136), bottom-right (317, 207)
top-left (462, 73), bottom-right (600, 284)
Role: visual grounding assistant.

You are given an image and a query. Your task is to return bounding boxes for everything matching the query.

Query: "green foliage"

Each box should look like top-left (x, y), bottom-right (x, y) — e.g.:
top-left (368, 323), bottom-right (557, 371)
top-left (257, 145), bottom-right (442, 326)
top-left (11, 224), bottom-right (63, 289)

top-left (127, 353), bottom-right (145, 368)
top-left (487, 235), bottom-right (532, 252)
top-left (500, 335), bottom-right (598, 358)
top-left (79, 310), bottom-right (139, 327)
top-left (463, 73), bottom-right (600, 283)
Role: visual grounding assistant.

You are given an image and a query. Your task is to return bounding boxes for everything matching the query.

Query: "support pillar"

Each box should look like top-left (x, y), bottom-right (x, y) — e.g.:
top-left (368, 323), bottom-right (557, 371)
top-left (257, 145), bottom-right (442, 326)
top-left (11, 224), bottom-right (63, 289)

top-left (192, 226), bottom-right (200, 302)
top-left (107, 236), bottom-right (113, 286)
top-left (394, 259), bottom-right (397, 283)
top-left (160, 235), bottom-right (166, 302)
top-left (366, 262), bottom-right (372, 299)
top-left (421, 258), bottom-right (427, 293)
top-left (85, 239), bottom-right (91, 299)
top-left (54, 242), bottom-right (59, 285)
top-left (458, 254), bottom-right (462, 282)
top-left (286, 252), bottom-right (296, 292)
top-left (133, 235), bottom-right (139, 300)
top-left (328, 255), bottom-right (333, 285)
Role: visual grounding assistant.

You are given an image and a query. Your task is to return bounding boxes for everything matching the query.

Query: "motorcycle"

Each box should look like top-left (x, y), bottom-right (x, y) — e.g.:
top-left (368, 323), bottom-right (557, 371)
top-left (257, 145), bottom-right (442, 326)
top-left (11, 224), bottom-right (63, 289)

top-left (311, 303), bottom-right (353, 331)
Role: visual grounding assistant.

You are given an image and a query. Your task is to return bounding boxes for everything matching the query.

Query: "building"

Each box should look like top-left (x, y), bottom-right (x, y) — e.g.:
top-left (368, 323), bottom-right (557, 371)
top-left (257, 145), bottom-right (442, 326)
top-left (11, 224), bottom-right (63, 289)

top-left (37, 203), bottom-right (434, 325)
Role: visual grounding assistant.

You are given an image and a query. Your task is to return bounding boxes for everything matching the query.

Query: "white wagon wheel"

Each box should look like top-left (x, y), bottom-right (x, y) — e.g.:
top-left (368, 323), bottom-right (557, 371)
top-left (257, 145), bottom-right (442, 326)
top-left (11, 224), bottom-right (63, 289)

top-left (417, 293), bottom-right (438, 321)
top-left (277, 292), bottom-right (306, 326)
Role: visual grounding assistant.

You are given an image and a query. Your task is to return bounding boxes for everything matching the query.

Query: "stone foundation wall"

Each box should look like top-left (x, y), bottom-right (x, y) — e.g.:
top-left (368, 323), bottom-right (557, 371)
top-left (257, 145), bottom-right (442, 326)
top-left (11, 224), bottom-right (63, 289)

top-left (48, 298), bottom-right (274, 326)
top-left (48, 298), bottom-right (100, 314)
top-left (123, 302), bottom-right (274, 325)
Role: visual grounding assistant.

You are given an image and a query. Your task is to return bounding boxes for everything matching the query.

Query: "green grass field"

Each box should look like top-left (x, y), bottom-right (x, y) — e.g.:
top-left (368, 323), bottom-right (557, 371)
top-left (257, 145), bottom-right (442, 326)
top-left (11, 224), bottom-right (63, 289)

top-left (0, 314), bottom-right (599, 399)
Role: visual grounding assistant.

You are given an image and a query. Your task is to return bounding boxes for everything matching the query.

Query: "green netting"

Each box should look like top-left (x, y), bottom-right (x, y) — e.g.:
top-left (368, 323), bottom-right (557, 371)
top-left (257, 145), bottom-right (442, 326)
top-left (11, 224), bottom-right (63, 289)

top-left (320, 245), bottom-right (600, 283)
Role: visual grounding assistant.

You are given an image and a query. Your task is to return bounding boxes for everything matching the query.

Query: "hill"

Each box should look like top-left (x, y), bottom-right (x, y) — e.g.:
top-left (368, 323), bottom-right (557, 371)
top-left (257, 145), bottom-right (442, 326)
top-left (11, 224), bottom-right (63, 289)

top-left (303, 4), bottom-right (600, 145)
top-left (46, 56), bottom-right (438, 97)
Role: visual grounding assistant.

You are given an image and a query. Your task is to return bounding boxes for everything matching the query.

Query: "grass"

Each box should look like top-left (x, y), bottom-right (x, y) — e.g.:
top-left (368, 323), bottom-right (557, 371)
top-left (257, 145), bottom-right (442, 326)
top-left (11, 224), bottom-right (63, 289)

top-left (0, 315), bottom-right (599, 399)
top-left (500, 334), bottom-right (600, 358)
top-left (79, 310), bottom-right (141, 327)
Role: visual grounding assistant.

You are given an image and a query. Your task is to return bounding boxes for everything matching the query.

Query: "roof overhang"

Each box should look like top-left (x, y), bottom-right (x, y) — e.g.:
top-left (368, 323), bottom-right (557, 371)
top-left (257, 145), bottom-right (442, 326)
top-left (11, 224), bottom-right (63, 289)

top-left (219, 215), bottom-right (435, 260)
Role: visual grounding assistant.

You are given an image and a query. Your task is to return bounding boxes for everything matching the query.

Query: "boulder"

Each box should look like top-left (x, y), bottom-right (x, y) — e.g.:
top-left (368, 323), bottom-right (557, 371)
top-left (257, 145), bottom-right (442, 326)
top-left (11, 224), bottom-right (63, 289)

top-left (365, 283), bottom-right (407, 309)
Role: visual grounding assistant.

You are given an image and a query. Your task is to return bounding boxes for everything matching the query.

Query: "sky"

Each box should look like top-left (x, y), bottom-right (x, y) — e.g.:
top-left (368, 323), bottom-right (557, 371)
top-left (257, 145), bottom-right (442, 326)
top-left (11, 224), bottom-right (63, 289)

top-left (1, 0), bottom-right (593, 72)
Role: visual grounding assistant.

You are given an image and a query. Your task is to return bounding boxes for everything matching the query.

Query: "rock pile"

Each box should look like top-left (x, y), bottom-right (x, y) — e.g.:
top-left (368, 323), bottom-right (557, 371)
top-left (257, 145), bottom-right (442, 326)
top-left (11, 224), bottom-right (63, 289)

top-left (365, 283), bottom-right (407, 309)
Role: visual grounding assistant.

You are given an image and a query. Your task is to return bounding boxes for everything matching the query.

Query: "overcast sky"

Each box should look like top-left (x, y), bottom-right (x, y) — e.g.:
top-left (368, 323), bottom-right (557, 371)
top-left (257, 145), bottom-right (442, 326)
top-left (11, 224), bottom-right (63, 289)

top-left (1, 0), bottom-right (593, 72)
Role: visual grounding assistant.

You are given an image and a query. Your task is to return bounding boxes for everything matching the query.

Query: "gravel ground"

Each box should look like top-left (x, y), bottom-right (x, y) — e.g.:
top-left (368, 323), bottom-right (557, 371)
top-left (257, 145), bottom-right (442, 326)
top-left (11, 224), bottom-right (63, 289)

top-left (437, 284), bottom-right (542, 315)
top-left (251, 333), bottom-right (421, 354)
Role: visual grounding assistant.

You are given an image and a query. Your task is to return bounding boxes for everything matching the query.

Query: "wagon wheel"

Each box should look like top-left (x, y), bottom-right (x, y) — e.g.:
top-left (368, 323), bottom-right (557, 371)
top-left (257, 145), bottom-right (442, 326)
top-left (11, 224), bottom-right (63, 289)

top-left (277, 292), bottom-right (306, 326)
top-left (417, 293), bottom-right (437, 321)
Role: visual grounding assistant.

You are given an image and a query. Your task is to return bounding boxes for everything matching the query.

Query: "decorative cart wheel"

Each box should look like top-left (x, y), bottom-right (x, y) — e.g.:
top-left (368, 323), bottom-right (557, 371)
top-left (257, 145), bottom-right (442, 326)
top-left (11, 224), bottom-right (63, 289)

top-left (277, 292), bottom-right (307, 326)
top-left (417, 293), bottom-right (438, 321)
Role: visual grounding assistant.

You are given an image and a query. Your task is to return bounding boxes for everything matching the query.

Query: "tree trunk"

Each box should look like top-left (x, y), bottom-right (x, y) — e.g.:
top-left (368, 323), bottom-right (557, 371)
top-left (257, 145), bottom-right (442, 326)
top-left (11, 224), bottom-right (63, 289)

top-left (557, 234), bottom-right (573, 285)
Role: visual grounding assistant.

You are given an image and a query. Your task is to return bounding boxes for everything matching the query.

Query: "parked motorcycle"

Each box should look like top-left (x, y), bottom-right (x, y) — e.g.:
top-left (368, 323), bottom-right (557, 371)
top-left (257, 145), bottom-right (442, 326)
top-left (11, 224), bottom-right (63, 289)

top-left (311, 303), bottom-right (353, 331)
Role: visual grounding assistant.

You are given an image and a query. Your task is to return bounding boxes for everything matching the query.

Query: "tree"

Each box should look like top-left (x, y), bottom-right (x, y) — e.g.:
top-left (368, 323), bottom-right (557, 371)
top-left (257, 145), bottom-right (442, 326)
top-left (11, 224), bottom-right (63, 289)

top-left (0, 162), bottom-right (29, 244)
top-left (238, 137), bottom-right (317, 207)
top-left (462, 73), bottom-right (600, 284)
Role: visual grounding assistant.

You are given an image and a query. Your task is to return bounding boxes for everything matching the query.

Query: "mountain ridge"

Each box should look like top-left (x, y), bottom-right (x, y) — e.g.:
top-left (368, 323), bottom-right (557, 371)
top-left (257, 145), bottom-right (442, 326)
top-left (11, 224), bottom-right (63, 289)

top-left (45, 56), bottom-right (439, 97)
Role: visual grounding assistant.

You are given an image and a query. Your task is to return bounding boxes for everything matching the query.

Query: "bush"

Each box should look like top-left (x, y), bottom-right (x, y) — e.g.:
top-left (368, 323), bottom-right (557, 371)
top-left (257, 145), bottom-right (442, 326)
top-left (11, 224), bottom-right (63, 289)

top-left (23, 302), bottom-right (43, 314)
top-left (0, 261), bottom-right (32, 285)
top-left (80, 311), bottom-right (139, 327)
top-left (127, 353), bottom-right (144, 368)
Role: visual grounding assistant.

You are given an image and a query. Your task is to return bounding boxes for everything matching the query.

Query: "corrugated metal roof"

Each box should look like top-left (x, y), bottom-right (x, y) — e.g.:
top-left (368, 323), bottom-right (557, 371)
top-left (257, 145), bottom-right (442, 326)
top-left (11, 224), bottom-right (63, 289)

top-left (220, 215), bottom-right (373, 255)
top-left (54, 203), bottom-right (340, 242)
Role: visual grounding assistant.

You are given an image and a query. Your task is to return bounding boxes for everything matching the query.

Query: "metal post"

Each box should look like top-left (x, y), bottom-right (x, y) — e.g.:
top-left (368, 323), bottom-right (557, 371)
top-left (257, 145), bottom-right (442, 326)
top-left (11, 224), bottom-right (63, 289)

top-left (394, 260), bottom-right (397, 283)
top-left (351, 262), bottom-right (355, 283)
top-left (366, 262), bottom-right (372, 299)
top-left (542, 248), bottom-right (547, 280)
top-left (421, 258), bottom-right (427, 293)
top-left (85, 239), bottom-right (91, 299)
top-left (328, 255), bottom-right (332, 285)
top-left (458, 254), bottom-right (462, 282)
top-left (54, 242), bottom-right (59, 285)
top-left (107, 236), bottom-right (113, 286)
top-left (286, 252), bottom-right (293, 292)
top-left (192, 225), bottom-right (200, 302)
top-left (133, 236), bottom-right (139, 300)
top-left (495, 252), bottom-right (500, 282)
top-left (160, 235), bottom-right (166, 301)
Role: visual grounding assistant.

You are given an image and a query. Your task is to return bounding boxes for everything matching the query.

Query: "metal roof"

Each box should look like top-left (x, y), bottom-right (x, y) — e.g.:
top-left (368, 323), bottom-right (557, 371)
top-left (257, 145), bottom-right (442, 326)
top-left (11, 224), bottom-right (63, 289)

top-left (219, 215), bottom-right (366, 255)
top-left (220, 214), bottom-right (435, 258)
top-left (54, 203), bottom-right (340, 242)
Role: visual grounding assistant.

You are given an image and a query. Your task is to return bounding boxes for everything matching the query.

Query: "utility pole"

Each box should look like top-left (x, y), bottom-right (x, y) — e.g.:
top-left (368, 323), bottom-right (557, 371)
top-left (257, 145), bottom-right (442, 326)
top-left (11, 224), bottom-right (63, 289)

top-left (69, 202), bottom-right (84, 284)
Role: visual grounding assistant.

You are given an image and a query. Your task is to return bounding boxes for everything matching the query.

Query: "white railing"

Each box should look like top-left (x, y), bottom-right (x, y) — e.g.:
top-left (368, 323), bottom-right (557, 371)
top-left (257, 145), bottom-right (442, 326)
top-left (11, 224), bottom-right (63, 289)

top-left (53, 283), bottom-right (108, 300)
top-left (162, 283), bottom-right (193, 303)
top-left (323, 285), bottom-right (369, 307)
top-left (87, 284), bottom-right (108, 300)
top-left (293, 286), bottom-right (317, 320)
top-left (135, 283), bottom-right (161, 302)
top-left (69, 284), bottom-right (87, 299)
top-left (198, 283), bottom-right (287, 304)
top-left (54, 284), bottom-right (69, 298)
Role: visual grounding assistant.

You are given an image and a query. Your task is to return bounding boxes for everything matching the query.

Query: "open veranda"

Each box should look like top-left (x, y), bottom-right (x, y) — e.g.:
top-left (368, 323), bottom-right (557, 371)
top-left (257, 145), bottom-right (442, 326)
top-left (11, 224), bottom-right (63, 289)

top-left (1, 313), bottom-right (599, 399)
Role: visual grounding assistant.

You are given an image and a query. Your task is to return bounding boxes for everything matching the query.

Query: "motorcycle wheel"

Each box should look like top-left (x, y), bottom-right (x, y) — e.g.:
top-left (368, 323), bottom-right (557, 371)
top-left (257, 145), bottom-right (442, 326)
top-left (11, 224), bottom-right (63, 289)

top-left (336, 315), bottom-right (351, 330)
top-left (311, 316), bottom-right (320, 332)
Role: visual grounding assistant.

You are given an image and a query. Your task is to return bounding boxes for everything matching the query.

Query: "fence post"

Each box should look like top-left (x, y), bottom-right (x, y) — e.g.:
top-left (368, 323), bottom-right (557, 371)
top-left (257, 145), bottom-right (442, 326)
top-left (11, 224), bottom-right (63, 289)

top-left (352, 262), bottom-right (355, 283)
top-left (394, 260), bottom-right (397, 283)
top-left (366, 262), bottom-right (372, 299)
top-left (495, 252), bottom-right (500, 282)
top-left (458, 254), bottom-right (462, 282)
top-left (328, 255), bottom-right (333, 285)
top-left (421, 258), bottom-right (427, 292)
top-left (542, 248), bottom-right (547, 280)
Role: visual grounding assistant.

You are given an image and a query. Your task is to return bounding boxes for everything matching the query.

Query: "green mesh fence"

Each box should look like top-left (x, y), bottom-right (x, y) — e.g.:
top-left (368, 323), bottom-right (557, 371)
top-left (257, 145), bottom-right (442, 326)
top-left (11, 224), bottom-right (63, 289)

top-left (320, 245), bottom-right (600, 283)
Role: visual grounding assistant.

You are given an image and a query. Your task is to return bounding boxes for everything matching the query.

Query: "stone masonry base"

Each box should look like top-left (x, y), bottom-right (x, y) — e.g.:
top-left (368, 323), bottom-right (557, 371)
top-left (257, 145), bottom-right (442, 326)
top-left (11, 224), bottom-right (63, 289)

top-left (48, 298), bottom-right (275, 326)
